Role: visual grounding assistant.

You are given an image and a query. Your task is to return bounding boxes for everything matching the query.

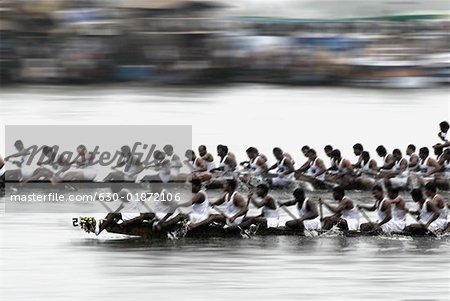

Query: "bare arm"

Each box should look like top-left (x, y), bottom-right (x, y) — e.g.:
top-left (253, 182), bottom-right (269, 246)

top-left (178, 191), bottom-right (205, 207)
top-left (320, 198), bottom-right (353, 214)
top-left (314, 159), bottom-right (327, 177)
top-left (257, 157), bottom-right (268, 173)
top-left (299, 200), bottom-right (319, 221)
top-left (5, 148), bottom-right (31, 160)
top-left (380, 155), bottom-right (395, 170)
top-left (358, 202), bottom-right (377, 211)
top-left (279, 199), bottom-right (297, 207)
top-left (377, 200), bottom-right (392, 227)
top-left (282, 158), bottom-right (294, 175)
top-left (425, 158), bottom-right (441, 177)
top-left (248, 194), bottom-right (266, 209)
top-left (408, 155), bottom-right (419, 169)
top-left (424, 201), bottom-right (440, 229)
top-left (211, 194), bottom-right (226, 206)
top-left (229, 194), bottom-right (248, 222)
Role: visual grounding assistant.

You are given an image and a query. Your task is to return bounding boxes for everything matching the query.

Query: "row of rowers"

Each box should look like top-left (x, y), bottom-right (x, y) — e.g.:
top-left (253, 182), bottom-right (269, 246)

top-left (97, 180), bottom-right (450, 236)
top-left (4, 143), bottom-right (449, 189)
top-left (100, 120), bottom-right (450, 188)
top-left (100, 143), bottom-right (446, 189)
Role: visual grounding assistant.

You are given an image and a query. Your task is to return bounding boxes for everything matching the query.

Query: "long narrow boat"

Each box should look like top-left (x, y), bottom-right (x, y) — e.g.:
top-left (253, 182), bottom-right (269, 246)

top-left (77, 217), bottom-right (444, 239)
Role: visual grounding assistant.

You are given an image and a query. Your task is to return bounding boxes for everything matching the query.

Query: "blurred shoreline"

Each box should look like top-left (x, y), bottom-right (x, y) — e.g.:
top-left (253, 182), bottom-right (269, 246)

top-left (1, 1), bottom-right (449, 89)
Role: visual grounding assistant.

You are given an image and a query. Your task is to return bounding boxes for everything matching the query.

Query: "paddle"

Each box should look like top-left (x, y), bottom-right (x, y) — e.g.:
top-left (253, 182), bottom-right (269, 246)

top-left (211, 205), bottom-right (251, 238)
top-left (406, 211), bottom-right (438, 238)
top-left (358, 207), bottom-right (373, 224)
top-left (277, 202), bottom-right (316, 237)
top-left (357, 207), bottom-right (382, 235)
top-left (319, 198), bottom-right (323, 221)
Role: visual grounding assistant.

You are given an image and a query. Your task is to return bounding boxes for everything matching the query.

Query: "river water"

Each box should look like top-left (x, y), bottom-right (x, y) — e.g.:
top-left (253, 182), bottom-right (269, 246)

top-left (0, 85), bottom-right (449, 300)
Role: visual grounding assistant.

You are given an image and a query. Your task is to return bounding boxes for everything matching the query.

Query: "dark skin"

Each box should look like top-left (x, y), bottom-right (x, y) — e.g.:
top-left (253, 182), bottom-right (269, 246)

top-left (268, 152), bottom-right (294, 175)
top-left (178, 183), bottom-right (207, 230)
top-left (352, 148), bottom-right (363, 168)
top-left (384, 155), bottom-right (407, 179)
top-left (433, 125), bottom-right (450, 151)
top-left (198, 146), bottom-right (214, 164)
top-left (329, 156), bottom-right (353, 178)
top-left (358, 190), bottom-right (392, 231)
top-left (239, 187), bottom-right (276, 229)
top-left (98, 190), bottom-right (151, 234)
top-left (425, 190), bottom-right (446, 213)
top-left (405, 196), bottom-right (440, 232)
top-left (210, 149), bottom-right (237, 172)
top-left (378, 152), bottom-right (395, 170)
top-left (418, 153), bottom-right (440, 177)
top-left (319, 191), bottom-right (355, 230)
top-left (280, 195), bottom-right (319, 230)
top-left (387, 191), bottom-right (406, 212)
top-left (406, 148), bottom-right (419, 170)
top-left (184, 154), bottom-right (207, 173)
top-left (190, 182), bottom-right (248, 228)
top-left (358, 158), bottom-right (378, 175)
top-left (295, 153), bottom-right (326, 181)
top-left (240, 152), bottom-right (268, 173)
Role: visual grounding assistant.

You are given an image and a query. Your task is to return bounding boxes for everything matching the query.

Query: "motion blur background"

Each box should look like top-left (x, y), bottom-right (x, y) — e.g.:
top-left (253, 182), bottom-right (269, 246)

top-left (1, 0), bottom-right (449, 87)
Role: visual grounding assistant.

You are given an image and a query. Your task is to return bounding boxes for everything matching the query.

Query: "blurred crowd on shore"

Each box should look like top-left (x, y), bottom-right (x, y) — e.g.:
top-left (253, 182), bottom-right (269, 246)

top-left (1, 0), bottom-right (449, 88)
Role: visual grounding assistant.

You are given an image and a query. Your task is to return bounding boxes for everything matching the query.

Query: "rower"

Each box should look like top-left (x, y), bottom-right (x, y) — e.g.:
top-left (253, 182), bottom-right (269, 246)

top-left (240, 147), bottom-right (268, 177)
top-left (198, 145), bottom-right (216, 172)
top-left (280, 188), bottom-right (320, 232)
top-left (295, 148), bottom-right (326, 185)
top-left (416, 147), bottom-right (440, 186)
top-left (24, 146), bottom-right (57, 182)
top-left (432, 121), bottom-right (449, 153)
top-left (151, 182), bottom-right (184, 231)
top-left (103, 145), bottom-right (144, 182)
top-left (352, 143), bottom-right (364, 168)
top-left (52, 146), bottom-right (97, 183)
top-left (384, 149), bottom-right (409, 189)
top-left (404, 188), bottom-right (440, 234)
top-left (406, 144), bottom-right (420, 172)
top-left (353, 151), bottom-right (378, 189)
top-left (199, 179), bottom-right (248, 228)
top-left (358, 185), bottom-right (393, 233)
top-left (184, 149), bottom-right (211, 182)
top-left (320, 186), bottom-right (360, 231)
top-left (267, 147), bottom-right (295, 188)
top-left (325, 149), bottom-right (353, 187)
top-left (239, 184), bottom-right (279, 229)
top-left (96, 186), bottom-right (147, 235)
top-left (386, 187), bottom-right (407, 233)
top-left (295, 145), bottom-right (311, 174)
top-left (163, 144), bottom-right (183, 179)
top-left (140, 150), bottom-right (172, 183)
top-left (434, 149), bottom-right (450, 189)
top-left (376, 145), bottom-right (395, 172)
top-left (4, 140), bottom-right (35, 182)
top-left (72, 145), bottom-right (97, 181)
top-left (424, 182), bottom-right (448, 231)
top-left (51, 154), bottom-right (72, 184)
top-left (212, 144), bottom-right (237, 178)
top-left (177, 179), bottom-right (210, 230)
top-left (324, 145), bottom-right (335, 168)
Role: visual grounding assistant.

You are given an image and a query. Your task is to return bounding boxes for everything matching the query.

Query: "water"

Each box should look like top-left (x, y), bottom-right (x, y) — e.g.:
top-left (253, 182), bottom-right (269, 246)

top-left (1, 85), bottom-right (449, 300)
